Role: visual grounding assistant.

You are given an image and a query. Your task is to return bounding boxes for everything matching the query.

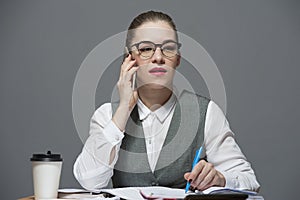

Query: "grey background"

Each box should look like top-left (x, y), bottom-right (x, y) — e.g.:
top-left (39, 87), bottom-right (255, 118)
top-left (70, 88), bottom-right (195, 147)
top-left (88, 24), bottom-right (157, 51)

top-left (0, 0), bottom-right (299, 199)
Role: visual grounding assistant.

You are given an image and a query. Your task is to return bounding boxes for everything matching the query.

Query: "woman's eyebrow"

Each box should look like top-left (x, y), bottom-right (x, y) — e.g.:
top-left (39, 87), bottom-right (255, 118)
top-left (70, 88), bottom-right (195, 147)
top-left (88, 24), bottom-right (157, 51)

top-left (162, 39), bottom-right (177, 43)
top-left (135, 39), bottom-right (178, 44)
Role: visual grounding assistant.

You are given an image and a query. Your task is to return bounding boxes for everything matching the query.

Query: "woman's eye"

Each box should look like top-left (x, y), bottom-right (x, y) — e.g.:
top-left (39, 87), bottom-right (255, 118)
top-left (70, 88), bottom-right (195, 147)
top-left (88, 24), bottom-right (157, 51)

top-left (163, 45), bottom-right (176, 51)
top-left (139, 47), bottom-right (153, 52)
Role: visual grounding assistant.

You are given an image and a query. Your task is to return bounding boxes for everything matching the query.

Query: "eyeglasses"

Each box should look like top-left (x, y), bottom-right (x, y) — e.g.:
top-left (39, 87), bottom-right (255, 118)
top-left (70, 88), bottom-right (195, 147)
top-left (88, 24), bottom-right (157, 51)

top-left (130, 40), bottom-right (181, 59)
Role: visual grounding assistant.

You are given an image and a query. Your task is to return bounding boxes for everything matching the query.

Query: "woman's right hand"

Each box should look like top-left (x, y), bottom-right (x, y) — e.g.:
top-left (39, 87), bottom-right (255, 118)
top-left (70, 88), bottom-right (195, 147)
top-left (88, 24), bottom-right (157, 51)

top-left (112, 54), bottom-right (139, 131)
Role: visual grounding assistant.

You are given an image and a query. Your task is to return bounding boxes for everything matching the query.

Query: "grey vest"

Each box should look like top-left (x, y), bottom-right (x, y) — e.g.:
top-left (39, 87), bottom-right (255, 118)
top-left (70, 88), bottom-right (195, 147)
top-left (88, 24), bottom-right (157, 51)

top-left (111, 90), bottom-right (209, 188)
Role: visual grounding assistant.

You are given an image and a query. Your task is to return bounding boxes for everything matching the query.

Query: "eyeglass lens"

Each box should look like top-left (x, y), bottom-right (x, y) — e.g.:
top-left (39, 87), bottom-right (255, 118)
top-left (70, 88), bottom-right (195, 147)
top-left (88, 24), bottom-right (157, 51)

top-left (138, 41), bottom-right (179, 58)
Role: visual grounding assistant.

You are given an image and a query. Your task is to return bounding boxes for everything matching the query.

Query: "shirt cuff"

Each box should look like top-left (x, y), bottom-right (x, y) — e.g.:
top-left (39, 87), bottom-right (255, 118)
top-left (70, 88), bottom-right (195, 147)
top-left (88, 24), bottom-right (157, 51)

top-left (221, 171), bottom-right (240, 189)
top-left (74, 163), bottom-right (113, 191)
top-left (102, 120), bottom-right (124, 146)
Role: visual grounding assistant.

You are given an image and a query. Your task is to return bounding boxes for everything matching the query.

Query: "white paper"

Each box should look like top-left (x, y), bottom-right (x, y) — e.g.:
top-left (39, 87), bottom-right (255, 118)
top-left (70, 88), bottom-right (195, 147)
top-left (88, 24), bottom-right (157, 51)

top-left (99, 186), bottom-right (188, 200)
top-left (59, 186), bottom-right (261, 200)
top-left (58, 188), bottom-right (89, 193)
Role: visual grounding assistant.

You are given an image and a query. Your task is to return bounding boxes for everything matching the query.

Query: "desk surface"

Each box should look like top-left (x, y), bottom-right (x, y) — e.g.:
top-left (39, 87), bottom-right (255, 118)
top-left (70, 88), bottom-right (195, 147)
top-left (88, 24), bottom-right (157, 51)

top-left (19, 195), bottom-right (263, 200)
top-left (19, 196), bottom-right (71, 200)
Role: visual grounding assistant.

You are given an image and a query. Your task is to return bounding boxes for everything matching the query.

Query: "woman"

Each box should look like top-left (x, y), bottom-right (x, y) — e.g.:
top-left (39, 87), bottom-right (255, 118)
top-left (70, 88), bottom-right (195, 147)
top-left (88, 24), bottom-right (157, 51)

top-left (73, 10), bottom-right (260, 192)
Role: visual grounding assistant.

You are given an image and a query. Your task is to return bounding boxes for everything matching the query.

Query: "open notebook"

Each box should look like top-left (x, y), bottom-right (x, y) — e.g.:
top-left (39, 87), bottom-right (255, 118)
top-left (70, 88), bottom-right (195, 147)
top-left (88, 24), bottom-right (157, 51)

top-left (59, 186), bottom-right (262, 200)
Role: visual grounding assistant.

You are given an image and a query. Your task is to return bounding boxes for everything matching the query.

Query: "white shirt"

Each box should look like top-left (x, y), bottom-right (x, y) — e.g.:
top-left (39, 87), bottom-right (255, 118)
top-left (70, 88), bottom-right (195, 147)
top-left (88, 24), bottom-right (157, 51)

top-left (138, 94), bottom-right (176, 172)
top-left (73, 97), bottom-right (260, 191)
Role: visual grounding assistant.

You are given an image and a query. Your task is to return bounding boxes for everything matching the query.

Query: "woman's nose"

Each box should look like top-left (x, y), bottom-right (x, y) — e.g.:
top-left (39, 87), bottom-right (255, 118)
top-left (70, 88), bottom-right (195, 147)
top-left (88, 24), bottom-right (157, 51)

top-left (151, 48), bottom-right (164, 64)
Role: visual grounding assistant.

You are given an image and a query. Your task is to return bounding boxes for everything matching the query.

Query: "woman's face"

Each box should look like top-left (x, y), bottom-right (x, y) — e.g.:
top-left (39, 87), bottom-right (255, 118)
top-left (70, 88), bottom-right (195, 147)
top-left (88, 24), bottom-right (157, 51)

top-left (130, 21), bottom-right (181, 90)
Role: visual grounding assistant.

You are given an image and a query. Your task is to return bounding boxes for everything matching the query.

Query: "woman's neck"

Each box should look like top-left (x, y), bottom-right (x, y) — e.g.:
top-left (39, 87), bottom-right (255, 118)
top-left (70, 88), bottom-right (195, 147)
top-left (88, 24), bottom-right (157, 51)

top-left (138, 86), bottom-right (173, 111)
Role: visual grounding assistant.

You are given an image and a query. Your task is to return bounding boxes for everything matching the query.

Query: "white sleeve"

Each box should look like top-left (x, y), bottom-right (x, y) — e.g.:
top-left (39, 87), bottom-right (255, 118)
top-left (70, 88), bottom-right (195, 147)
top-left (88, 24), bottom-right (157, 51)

top-left (73, 103), bottom-right (124, 191)
top-left (204, 101), bottom-right (260, 191)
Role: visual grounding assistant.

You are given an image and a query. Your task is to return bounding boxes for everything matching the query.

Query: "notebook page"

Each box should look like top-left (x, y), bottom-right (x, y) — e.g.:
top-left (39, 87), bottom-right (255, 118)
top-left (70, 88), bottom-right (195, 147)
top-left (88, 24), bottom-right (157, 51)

top-left (101, 186), bottom-right (189, 199)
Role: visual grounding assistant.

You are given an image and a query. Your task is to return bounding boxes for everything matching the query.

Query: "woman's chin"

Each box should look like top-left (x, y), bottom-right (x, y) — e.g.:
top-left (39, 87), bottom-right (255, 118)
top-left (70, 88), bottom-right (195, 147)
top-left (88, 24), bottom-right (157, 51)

top-left (138, 82), bottom-right (172, 90)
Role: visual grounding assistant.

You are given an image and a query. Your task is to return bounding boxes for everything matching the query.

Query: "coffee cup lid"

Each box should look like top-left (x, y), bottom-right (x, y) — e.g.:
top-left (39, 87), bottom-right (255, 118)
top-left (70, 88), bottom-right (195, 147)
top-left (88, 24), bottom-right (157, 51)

top-left (30, 150), bottom-right (63, 162)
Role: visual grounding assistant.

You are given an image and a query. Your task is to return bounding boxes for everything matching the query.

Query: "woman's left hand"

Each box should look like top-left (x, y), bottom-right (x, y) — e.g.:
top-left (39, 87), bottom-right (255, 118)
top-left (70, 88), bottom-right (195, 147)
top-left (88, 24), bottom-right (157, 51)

top-left (184, 160), bottom-right (226, 191)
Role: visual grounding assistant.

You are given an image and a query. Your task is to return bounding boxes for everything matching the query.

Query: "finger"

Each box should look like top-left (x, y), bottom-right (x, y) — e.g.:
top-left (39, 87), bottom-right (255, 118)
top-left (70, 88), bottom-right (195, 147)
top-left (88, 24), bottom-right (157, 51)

top-left (195, 162), bottom-right (214, 185)
top-left (120, 54), bottom-right (134, 77)
top-left (188, 160), bottom-right (206, 187)
top-left (120, 60), bottom-right (137, 79)
top-left (124, 59), bottom-right (137, 72)
top-left (122, 54), bottom-right (135, 70)
top-left (184, 172), bottom-right (191, 181)
top-left (200, 173), bottom-right (219, 191)
top-left (123, 53), bottom-right (132, 63)
top-left (197, 168), bottom-right (217, 190)
top-left (124, 66), bottom-right (139, 82)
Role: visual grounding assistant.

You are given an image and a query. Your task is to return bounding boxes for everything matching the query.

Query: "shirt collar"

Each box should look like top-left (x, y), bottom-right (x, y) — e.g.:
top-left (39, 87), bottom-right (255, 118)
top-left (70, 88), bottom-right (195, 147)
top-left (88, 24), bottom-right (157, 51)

top-left (137, 93), bottom-right (176, 123)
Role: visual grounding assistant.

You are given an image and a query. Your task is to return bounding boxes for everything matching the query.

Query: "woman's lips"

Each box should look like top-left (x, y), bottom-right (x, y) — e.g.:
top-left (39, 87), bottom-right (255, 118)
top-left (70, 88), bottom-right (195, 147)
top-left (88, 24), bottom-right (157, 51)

top-left (149, 67), bottom-right (167, 75)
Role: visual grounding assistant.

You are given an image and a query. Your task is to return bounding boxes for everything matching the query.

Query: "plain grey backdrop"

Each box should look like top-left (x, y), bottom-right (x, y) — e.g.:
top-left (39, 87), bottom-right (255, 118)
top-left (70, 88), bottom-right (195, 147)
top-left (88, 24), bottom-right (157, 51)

top-left (1, 0), bottom-right (299, 199)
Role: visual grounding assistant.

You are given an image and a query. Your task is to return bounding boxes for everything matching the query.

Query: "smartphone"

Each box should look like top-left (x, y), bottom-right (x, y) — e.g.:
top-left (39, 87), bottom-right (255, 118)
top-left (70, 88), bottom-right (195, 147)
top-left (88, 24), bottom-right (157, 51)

top-left (132, 71), bottom-right (137, 90)
top-left (124, 47), bottom-right (137, 90)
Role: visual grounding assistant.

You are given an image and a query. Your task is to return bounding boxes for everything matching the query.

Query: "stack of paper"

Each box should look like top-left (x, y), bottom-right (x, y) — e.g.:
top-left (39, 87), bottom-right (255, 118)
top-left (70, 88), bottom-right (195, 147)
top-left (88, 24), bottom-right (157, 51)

top-left (58, 186), bottom-right (263, 200)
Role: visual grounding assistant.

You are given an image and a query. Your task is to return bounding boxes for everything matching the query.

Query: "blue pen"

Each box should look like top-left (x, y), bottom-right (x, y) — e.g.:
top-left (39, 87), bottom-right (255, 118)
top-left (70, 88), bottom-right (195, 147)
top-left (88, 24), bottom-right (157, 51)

top-left (185, 146), bottom-right (203, 193)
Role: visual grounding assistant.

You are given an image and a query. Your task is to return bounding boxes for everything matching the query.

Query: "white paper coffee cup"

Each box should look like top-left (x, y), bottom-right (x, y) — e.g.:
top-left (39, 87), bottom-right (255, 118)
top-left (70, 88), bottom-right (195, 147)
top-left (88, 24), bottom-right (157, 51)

top-left (31, 151), bottom-right (63, 199)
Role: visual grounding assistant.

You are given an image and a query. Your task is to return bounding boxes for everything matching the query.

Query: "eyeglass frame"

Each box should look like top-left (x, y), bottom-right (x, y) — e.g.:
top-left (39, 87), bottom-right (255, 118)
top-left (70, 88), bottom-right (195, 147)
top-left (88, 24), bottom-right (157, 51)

top-left (128, 40), bottom-right (182, 59)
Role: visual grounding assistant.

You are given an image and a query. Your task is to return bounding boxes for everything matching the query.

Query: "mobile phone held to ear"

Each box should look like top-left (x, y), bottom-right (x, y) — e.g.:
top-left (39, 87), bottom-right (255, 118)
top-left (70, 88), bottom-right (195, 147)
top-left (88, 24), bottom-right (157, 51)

top-left (124, 47), bottom-right (137, 90)
top-left (132, 71), bottom-right (136, 90)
